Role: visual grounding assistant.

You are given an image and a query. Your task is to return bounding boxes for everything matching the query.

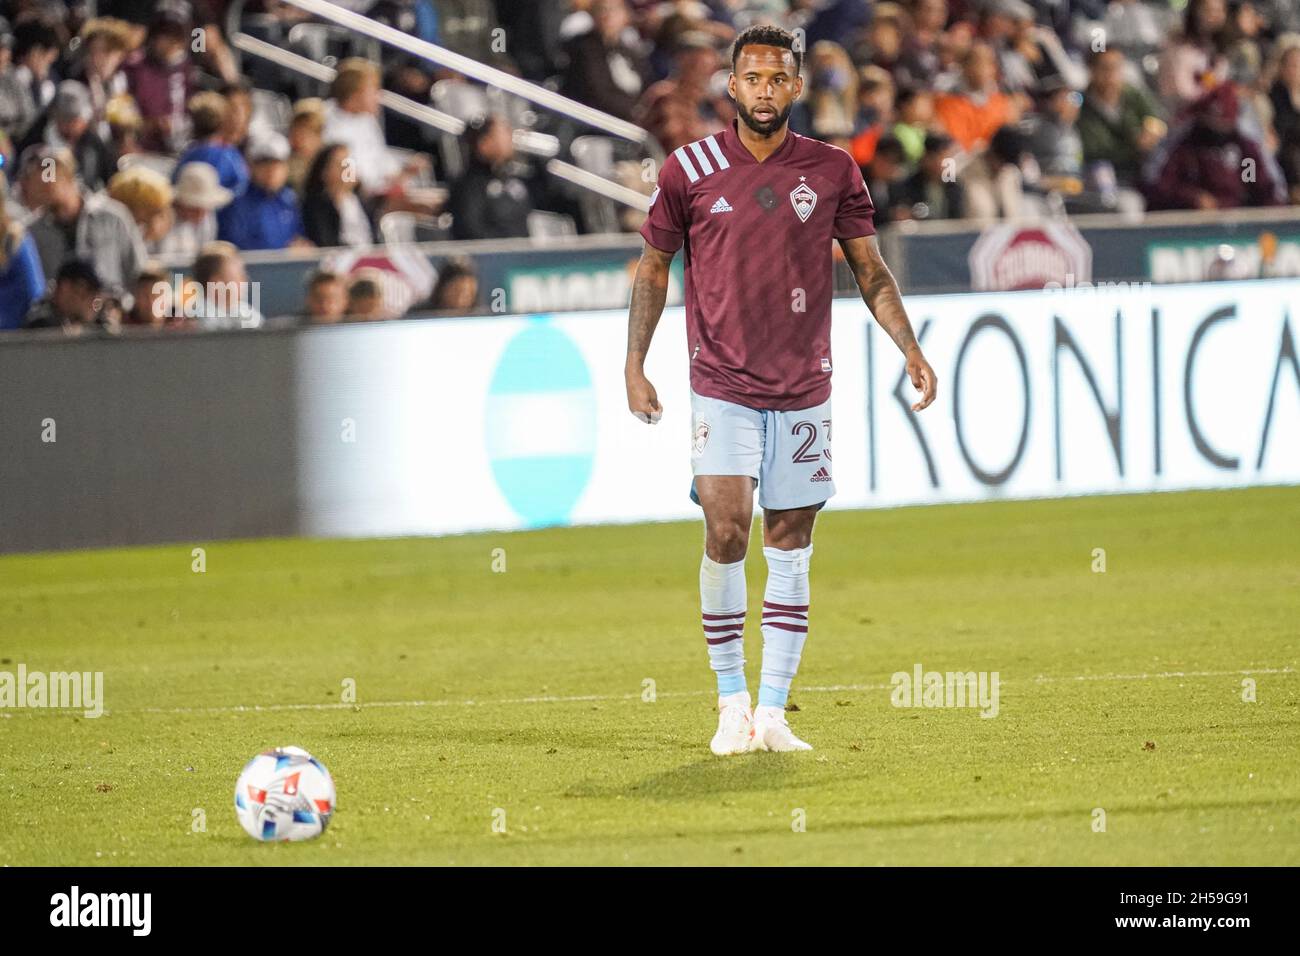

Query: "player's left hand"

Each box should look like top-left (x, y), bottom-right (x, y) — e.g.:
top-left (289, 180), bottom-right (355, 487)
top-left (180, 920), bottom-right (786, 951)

top-left (906, 348), bottom-right (937, 412)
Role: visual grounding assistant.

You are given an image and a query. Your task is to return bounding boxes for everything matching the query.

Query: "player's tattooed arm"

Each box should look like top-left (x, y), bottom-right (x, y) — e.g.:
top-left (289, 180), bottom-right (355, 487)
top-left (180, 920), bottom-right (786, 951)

top-left (840, 235), bottom-right (917, 353)
top-left (839, 235), bottom-right (938, 412)
top-left (625, 241), bottom-right (674, 423)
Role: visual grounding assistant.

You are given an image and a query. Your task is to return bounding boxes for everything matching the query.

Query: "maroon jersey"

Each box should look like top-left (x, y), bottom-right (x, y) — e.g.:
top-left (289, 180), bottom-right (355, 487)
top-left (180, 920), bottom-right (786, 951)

top-left (640, 118), bottom-right (876, 410)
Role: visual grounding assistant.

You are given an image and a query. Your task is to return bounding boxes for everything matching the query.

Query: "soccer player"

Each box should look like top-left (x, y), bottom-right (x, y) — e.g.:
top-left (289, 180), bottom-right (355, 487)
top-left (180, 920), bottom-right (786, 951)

top-left (625, 25), bottom-right (937, 755)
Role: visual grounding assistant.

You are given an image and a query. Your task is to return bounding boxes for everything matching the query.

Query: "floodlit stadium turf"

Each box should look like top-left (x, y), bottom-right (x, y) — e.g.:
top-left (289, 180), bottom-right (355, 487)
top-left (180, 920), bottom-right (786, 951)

top-left (1, 486), bottom-right (1297, 866)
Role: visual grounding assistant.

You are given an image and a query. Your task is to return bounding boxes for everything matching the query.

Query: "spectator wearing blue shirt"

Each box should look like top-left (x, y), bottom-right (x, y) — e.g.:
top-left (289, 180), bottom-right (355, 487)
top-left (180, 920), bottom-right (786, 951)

top-left (0, 173), bottom-right (47, 331)
top-left (217, 132), bottom-right (305, 251)
top-left (174, 91), bottom-right (249, 197)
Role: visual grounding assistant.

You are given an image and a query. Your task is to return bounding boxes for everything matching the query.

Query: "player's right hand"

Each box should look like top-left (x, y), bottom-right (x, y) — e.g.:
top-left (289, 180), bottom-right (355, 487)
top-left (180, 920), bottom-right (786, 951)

top-left (626, 371), bottom-right (663, 424)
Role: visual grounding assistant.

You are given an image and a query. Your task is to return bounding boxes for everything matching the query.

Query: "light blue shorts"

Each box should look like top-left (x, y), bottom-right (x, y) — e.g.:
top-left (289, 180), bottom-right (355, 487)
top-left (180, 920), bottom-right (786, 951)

top-left (688, 389), bottom-right (835, 511)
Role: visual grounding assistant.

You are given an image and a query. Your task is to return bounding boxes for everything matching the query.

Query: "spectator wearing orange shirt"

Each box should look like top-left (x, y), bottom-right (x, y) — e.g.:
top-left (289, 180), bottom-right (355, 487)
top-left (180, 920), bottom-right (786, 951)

top-left (935, 42), bottom-right (1019, 152)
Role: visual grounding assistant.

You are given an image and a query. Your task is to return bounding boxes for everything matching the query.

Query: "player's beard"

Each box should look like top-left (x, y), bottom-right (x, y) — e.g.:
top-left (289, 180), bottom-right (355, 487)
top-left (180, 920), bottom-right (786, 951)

top-left (738, 100), bottom-right (792, 137)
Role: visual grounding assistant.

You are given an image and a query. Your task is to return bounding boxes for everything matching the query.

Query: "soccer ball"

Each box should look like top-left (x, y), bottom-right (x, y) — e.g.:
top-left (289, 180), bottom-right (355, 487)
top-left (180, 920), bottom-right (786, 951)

top-left (234, 746), bottom-right (336, 842)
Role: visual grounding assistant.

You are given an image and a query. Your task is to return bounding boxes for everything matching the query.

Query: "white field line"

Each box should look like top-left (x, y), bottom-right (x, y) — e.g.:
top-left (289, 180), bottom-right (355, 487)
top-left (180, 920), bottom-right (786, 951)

top-left (0, 667), bottom-right (1292, 719)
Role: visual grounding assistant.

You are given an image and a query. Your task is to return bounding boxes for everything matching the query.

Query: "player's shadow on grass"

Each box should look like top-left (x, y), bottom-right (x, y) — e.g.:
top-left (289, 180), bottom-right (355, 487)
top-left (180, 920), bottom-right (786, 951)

top-left (565, 754), bottom-right (837, 801)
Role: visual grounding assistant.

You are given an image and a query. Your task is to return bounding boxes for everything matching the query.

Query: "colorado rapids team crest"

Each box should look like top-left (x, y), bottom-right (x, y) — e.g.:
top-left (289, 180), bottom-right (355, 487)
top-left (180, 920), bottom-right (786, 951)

top-left (789, 180), bottom-right (817, 222)
top-left (692, 420), bottom-right (710, 456)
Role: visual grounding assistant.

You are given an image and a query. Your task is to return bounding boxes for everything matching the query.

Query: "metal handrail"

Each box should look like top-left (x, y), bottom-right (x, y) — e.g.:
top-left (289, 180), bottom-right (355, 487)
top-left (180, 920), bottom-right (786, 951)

top-left (233, 32), bottom-right (465, 136)
top-left (276, 0), bottom-right (651, 146)
top-left (231, 32), bottom-right (649, 212)
top-left (545, 160), bottom-right (650, 211)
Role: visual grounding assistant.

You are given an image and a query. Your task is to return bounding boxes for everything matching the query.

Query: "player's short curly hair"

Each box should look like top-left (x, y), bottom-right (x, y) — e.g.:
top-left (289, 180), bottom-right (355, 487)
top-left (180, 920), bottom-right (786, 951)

top-left (731, 25), bottom-right (803, 75)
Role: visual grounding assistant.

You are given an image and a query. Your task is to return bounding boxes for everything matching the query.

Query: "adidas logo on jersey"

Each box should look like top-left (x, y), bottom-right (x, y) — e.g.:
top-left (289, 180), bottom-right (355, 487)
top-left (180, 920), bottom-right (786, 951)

top-left (710, 196), bottom-right (734, 214)
top-left (810, 466), bottom-right (832, 482)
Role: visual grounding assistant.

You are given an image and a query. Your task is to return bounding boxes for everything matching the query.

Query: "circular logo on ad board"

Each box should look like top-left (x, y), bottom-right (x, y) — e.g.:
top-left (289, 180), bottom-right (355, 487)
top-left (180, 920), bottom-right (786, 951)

top-left (486, 319), bottom-right (596, 527)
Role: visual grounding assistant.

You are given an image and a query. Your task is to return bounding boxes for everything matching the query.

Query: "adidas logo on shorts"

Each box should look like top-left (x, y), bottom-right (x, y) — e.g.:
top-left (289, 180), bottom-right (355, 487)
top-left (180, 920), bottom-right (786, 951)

top-left (810, 466), bottom-right (832, 482)
top-left (710, 196), bottom-right (734, 214)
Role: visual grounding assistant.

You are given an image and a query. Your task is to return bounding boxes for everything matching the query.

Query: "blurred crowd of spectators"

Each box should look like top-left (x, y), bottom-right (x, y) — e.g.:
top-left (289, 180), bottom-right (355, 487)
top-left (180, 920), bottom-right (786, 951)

top-left (3, 0), bottom-right (1300, 335)
top-left (548, 0), bottom-right (1299, 220)
top-left (0, 0), bottom-right (505, 333)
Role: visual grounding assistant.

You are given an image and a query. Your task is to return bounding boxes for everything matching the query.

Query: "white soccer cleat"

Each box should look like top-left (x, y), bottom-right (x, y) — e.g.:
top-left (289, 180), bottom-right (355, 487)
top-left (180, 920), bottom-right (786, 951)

top-left (750, 704), bottom-right (813, 752)
top-left (710, 691), bottom-right (755, 756)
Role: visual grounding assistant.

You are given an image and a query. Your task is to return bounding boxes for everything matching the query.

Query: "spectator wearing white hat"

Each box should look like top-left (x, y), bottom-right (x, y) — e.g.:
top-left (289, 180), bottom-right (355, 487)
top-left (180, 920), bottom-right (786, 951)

top-left (217, 132), bottom-right (306, 251)
top-left (157, 161), bottom-right (233, 261)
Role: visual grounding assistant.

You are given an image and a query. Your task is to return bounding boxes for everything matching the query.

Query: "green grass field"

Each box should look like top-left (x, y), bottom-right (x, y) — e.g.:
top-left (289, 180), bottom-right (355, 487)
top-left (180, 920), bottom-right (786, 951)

top-left (1, 486), bottom-right (1297, 866)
